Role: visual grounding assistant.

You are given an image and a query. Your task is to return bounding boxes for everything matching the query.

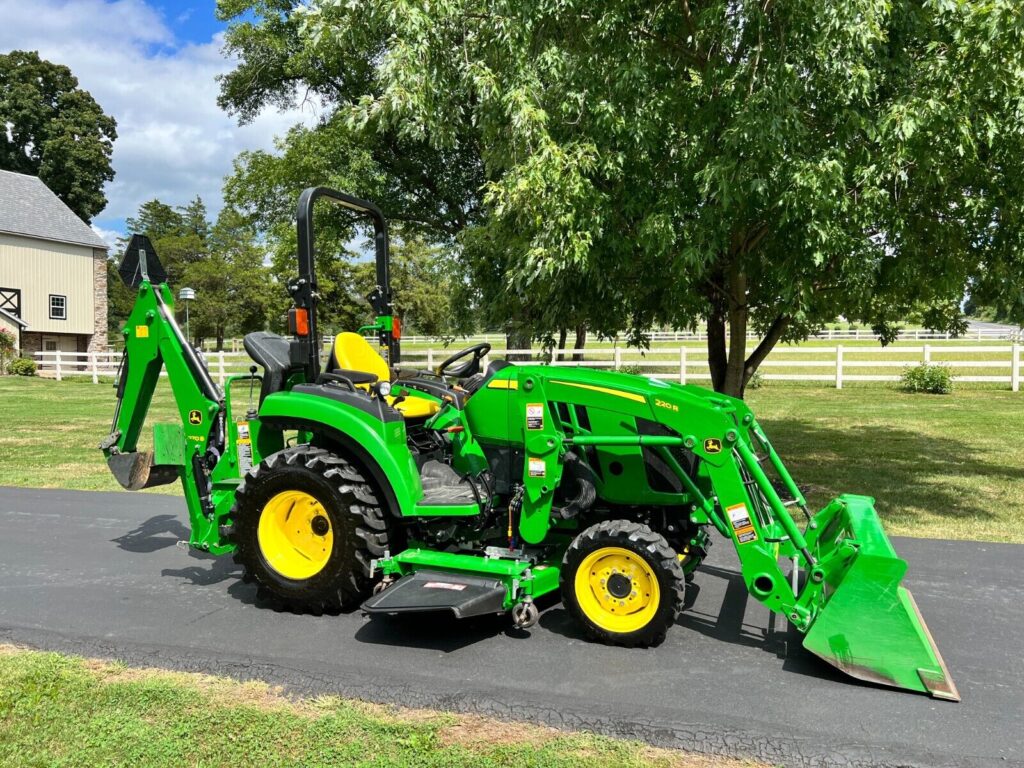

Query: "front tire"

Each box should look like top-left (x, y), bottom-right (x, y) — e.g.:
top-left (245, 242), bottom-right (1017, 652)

top-left (560, 520), bottom-right (685, 648)
top-left (230, 445), bottom-right (392, 613)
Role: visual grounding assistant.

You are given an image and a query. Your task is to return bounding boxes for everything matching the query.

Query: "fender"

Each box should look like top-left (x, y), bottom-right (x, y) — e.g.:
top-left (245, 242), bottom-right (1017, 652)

top-left (258, 390), bottom-right (422, 517)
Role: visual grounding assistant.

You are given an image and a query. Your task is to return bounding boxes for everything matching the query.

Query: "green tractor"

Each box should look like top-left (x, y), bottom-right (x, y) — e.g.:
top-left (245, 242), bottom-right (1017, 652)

top-left (102, 187), bottom-right (959, 700)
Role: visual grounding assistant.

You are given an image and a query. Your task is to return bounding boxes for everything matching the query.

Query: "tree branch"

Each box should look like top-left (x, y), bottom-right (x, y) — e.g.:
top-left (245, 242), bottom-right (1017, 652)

top-left (744, 313), bottom-right (790, 374)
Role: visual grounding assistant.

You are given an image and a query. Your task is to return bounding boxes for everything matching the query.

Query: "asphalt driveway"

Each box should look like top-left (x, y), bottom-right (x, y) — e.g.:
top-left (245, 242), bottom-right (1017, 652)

top-left (0, 487), bottom-right (1019, 767)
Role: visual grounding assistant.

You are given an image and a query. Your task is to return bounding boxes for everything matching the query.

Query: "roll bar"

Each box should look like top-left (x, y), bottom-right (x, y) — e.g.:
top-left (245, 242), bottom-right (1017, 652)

top-left (292, 187), bottom-right (399, 382)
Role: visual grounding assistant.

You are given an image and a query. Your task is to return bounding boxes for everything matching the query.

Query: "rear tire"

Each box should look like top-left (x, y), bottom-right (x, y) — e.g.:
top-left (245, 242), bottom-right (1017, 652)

top-left (229, 445), bottom-right (393, 613)
top-left (560, 520), bottom-right (685, 648)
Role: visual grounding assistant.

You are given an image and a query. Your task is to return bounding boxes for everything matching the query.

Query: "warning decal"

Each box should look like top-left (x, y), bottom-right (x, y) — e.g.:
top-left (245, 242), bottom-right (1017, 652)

top-left (726, 503), bottom-right (758, 544)
top-left (236, 421), bottom-right (253, 474)
top-left (528, 457), bottom-right (546, 478)
top-left (423, 581), bottom-right (467, 591)
top-left (526, 403), bottom-right (544, 430)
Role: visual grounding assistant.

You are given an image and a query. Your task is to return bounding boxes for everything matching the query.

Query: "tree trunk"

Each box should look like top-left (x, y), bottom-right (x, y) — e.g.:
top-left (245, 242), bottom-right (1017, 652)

top-left (704, 228), bottom-right (789, 398)
top-left (705, 262), bottom-right (750, 399)
top-left (506, 329), bottom-right (532, 361)
top-left (706, 266), bottom-right (729, 392)
top-left (557, 326), bottom-right (567, 361)
top-left (722, 265), bottom-right (749, 398)
top-left (572, 323), bottom-right (587, 362)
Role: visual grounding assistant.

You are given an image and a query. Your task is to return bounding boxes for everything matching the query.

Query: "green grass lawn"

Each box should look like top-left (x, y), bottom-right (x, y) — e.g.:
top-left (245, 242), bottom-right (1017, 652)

top-left (0, 376), bottom-right (1020, 541)
top-left (746, 386), bottom-right (1024, 542)
top-left (0, 647), bottom-right (757, 768)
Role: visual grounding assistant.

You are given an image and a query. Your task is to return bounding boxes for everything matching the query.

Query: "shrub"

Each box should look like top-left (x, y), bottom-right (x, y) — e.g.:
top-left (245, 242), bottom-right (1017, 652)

top-left (8, 357), bottom-right (36, 377)
top-left (619, 363), bottom-right (644, 376)
top-left (746, 370), bottom-right (765, 390)
top-left (900, 363), bottom-right (952, 394)
top-left (0, 328), bottom-right (14, 373)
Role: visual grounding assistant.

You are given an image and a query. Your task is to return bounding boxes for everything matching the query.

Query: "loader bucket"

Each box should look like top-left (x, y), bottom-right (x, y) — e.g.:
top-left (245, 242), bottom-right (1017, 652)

top-left (801, 495), bottom-right (960, 701)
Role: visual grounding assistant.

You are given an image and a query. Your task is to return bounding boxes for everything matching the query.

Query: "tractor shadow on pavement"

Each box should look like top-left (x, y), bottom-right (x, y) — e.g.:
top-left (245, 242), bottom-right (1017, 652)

top-left (163, 554), bottom-right (245, 589)
top-left (354, 612), bottom-right (510, 652)
top-left (112, 514), bottom-right (190, 553)
top-left (354, 592), bottom-right (564, 652)
top-left (679, 563), bottom-right (860, 690)
top-left (112, 513), bottom-right (250, 590)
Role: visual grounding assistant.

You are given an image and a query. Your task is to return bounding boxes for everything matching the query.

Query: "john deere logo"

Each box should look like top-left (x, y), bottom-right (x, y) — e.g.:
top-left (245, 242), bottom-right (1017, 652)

top-left (704, 438), bottom-right (723, 454)
top-left (188, 410), bottom-right (203, 426)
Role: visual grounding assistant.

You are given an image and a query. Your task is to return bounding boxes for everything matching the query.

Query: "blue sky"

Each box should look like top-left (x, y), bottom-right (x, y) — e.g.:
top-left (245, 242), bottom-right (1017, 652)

top-left (166, 2), bottom-right (226, 47)
top-left (0, 0), bottom-right (313, 244)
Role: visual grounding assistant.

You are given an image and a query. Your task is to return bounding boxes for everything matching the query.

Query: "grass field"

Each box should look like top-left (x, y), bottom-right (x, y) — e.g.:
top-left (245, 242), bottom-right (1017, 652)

top-left (0, 647), bottom-right (757, 768)
top-left (0, 376), bottom-right (1020, 541)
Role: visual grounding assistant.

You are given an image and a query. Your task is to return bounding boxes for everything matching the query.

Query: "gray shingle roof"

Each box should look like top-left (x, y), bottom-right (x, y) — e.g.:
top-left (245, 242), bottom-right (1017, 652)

top-left (0, 169), bottom-right (108, 250)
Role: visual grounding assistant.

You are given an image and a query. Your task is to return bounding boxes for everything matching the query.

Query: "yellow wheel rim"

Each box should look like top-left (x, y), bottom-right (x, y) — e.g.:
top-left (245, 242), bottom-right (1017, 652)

top-left (257, 490), bottom-right (333, 581)
top-left (574, 547), bottom-right (660, 634)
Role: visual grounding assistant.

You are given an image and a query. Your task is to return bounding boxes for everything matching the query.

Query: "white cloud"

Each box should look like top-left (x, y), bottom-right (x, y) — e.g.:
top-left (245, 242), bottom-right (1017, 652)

top-left (0, 0), bottom-right (314, 231)
top-left (90, 224), bottom-right (121, 248)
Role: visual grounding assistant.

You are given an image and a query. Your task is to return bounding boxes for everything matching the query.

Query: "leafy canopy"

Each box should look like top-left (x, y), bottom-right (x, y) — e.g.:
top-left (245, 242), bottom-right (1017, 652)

top-left (0, 51), bottom-right (117, 222)
top-left (222, 0), bottom-right (1024, 395)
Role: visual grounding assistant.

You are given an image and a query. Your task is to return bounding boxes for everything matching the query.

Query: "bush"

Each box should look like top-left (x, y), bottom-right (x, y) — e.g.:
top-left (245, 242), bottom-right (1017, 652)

top-left (8, 357), bottom-right (36, 377)
top-left (619, 363), bottom-right (643, 376)
top-left (746, 370), bottom-right (765, 390)
top-left (0, 328), bottom-right (15, 373)
top-left (900, 363), bottom-right (952, 394)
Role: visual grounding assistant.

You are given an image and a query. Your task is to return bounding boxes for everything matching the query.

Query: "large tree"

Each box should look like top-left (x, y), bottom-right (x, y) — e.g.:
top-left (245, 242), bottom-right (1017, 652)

top-left (0, 51), bottom-right (116, 222)
top-left (223, 1), bottom-right (1024, 395)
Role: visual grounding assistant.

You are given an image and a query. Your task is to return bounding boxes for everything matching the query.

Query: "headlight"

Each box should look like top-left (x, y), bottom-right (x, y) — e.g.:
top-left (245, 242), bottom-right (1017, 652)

top-left (377, 381), bottom-right (392, 397)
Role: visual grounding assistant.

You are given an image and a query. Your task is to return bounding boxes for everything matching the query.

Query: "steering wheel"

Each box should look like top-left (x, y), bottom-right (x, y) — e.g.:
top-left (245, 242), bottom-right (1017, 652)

top-left (437, 342), bottom-right (491, 378)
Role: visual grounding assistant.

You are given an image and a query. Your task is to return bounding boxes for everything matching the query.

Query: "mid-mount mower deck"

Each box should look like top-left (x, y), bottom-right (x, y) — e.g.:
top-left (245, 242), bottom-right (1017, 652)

top-left (101, 187), bottom-right (959, 701)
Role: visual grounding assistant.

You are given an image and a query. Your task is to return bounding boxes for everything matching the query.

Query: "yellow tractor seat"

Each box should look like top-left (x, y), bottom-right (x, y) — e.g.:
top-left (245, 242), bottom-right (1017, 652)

top-left (328, 332), bottom-right (440, 419)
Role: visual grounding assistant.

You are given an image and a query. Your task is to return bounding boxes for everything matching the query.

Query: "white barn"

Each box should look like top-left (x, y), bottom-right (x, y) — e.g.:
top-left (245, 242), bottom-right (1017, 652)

top-left (0, 169), bottom-right (109, 356)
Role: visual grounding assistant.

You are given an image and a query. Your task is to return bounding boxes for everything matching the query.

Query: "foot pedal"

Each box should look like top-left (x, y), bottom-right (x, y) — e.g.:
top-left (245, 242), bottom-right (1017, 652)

top-left (362, 569), bottom-right (507, 619)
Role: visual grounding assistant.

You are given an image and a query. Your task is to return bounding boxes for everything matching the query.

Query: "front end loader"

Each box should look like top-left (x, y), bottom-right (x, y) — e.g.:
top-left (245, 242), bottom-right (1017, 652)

top-left (101, 187), bottom-right (959, 701)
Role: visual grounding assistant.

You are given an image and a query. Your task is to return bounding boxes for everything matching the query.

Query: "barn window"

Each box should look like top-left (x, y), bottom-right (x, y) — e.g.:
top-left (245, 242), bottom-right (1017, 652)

top-left (49, 294), bottom-right (67, 320)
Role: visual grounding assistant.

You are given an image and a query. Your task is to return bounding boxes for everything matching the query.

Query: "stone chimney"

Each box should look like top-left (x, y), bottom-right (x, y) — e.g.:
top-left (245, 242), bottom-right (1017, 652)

top-left (87, 248), bottom-right (108, 352)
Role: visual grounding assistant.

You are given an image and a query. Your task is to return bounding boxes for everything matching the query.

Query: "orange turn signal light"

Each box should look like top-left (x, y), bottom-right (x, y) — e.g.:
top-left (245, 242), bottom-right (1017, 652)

top-left (392, 316), bottom-right (402, 340)
top-left (289, 307), bottom-right (310, 337)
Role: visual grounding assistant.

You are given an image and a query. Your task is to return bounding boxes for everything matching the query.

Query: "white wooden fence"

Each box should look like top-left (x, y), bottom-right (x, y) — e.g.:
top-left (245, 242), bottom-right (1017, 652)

top-left (34, 342), bottom-right (1023, 391)
top-left (196, 325), bottom-right (1023, 352)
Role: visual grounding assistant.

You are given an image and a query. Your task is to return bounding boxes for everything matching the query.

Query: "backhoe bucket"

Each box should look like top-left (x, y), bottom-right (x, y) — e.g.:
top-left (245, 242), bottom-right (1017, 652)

top-left (801, 495), bottom-right (960, 701)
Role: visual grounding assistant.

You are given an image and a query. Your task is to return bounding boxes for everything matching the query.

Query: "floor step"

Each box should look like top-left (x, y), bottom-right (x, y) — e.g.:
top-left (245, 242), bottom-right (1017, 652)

top-left (362, 569), bottom-right (507, 618)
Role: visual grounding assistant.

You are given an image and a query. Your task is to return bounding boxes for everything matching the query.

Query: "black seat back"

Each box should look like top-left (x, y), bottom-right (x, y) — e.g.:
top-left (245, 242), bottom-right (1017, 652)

top-left (244, 332), bottom-right (298, 404)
